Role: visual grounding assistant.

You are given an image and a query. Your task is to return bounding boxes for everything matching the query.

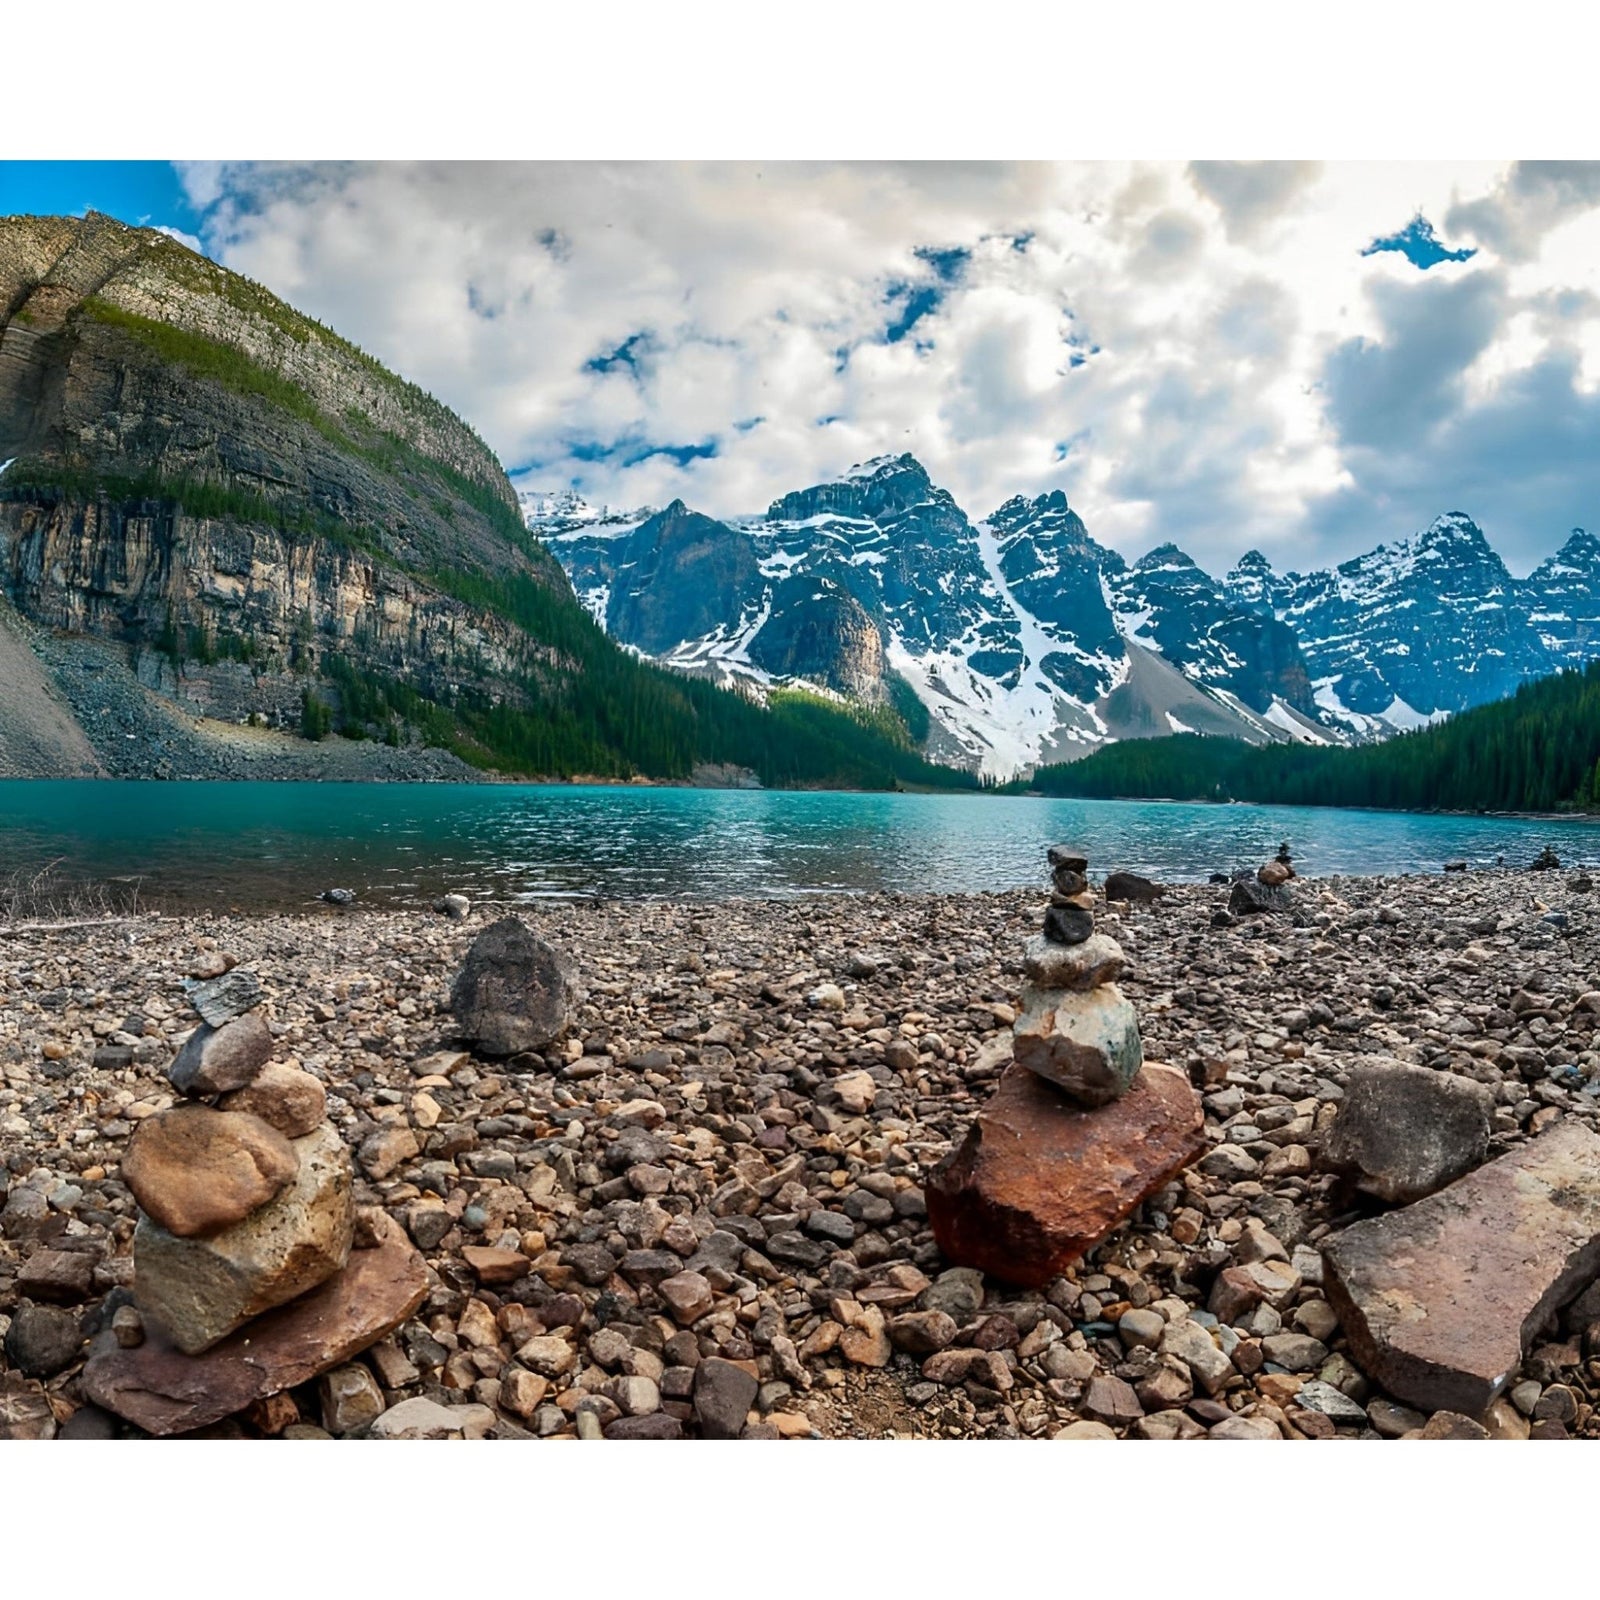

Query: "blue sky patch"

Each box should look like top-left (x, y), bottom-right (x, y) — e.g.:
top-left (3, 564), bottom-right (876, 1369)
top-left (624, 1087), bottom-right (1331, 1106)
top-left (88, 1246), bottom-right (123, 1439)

top-left (1361, 214), bottom-right (1477, 271)
top-left (0, 161), bottom-right (206, 245)
top-left (585, 332), bottom-right (651, 377)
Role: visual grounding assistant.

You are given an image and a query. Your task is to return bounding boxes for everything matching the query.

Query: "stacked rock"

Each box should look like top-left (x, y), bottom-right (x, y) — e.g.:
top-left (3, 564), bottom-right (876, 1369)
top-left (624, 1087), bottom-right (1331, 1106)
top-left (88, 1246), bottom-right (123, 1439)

top-left (927, 847), bottom-right (1206, 1288)
top-left (118, 959), bottom-right (351, 1356)
top-left (1012, 847), bottom-right (1142, 1107)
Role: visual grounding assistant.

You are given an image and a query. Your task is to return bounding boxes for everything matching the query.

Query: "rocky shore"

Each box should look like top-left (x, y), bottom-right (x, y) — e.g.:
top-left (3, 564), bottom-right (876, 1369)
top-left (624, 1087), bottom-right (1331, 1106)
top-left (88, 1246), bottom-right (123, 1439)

top-left (5, 866), bottom-right (1600, 1441)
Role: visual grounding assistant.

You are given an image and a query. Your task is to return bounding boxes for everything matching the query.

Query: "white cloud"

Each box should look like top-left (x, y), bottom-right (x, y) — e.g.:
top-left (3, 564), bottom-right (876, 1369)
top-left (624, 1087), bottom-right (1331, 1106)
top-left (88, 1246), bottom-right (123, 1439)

top-left (181, 160), bottom-right (1600, 574)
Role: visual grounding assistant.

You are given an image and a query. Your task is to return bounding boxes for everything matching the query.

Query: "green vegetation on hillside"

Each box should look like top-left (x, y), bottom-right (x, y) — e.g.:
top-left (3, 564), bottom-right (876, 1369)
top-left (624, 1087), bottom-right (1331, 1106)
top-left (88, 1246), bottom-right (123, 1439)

top-left (326, 579), bottom-right (980, 790)
top-left (1019, 662), bottom-right (1600, 813)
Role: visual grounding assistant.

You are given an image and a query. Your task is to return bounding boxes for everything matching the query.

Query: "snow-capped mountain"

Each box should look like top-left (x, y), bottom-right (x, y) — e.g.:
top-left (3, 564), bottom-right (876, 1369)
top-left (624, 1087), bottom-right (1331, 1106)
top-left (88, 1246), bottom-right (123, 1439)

top-left (530, 459), bottom-right (1600, 778)
top-left (532, 456), bottom-right (1342, 775)
top-left (1224, 512), bottom-right (1552, 734)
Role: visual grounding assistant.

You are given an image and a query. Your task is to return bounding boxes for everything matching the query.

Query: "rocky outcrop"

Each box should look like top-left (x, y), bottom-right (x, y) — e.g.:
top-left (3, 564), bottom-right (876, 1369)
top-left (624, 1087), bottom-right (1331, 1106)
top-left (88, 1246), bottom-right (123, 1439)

top-left (0, 212), bottom-right (585, 754)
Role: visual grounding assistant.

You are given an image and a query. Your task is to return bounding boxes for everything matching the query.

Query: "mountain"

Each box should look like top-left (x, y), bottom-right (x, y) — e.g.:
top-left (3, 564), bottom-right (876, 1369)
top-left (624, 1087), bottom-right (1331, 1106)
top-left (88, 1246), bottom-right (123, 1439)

top-left (536, 458), bottom-right (1346, 776)
top-left (1024, 658), bottom-right (1600, 817)
top-left (1227, 512), bottom-right (1548, 734)
top-left (538, 457), bottom-right (1600, 779)
top-left (0, 212), bottom-right (974, 790)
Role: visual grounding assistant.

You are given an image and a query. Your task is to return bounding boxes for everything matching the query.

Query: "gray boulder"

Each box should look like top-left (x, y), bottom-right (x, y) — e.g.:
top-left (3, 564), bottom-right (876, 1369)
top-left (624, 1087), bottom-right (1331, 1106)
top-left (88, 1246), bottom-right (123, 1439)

top-left (1228, 878), bottom-right (1293, 917)
top-left (450, 916), bottom-right (579, 1057)
top-left (169, 1014), bottom-right (273, 1097)
top-left (1318, 1061), bottom-right (1493, 1204)
top-left (1103, 871), bottom-right (1162, 903)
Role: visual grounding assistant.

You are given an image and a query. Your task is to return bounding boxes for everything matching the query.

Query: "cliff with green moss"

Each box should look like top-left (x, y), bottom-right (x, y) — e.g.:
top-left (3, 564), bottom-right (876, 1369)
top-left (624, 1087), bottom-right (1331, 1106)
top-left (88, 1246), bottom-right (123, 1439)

top-left (0, 212), bottom-right (969, 789)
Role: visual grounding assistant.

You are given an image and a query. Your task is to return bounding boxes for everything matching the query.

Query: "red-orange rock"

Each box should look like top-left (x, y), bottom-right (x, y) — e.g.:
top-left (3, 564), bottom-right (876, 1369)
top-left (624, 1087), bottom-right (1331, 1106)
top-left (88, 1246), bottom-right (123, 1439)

top-left (926, 1060), bottom-right (1205, 1288)
top-left (82, 1212), bottom-right (427, 1437)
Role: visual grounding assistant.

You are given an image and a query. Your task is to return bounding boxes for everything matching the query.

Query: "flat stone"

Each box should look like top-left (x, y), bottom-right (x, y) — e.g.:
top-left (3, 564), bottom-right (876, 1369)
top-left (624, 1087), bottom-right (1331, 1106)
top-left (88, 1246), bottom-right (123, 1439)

top-left (927, 1061), bottom-right (1205, 1288)
top-left (1012, 983), bottom-right (1144, 1106)
top-left (132, 1122), bottom-right (353, 1355)
top-left (218, 1064), bottom-right (328, 1139)
top-left (17, 1247), bottom-right (96, 1304)
top-left (121, 1105), bottom-right (299, 1238)
top-left (450, 916), bottom-right (579, 1057)
top-left (461, 1244), bottom-right (530, 1284)
top-left (370, 1397), bottom-right (496, 1440)
top-left (1021, 933), bottom-right (1127, 991)
top-left (83, 1211), bottom-right (427, 1436)
top-left (1321, 1122), bottom-right (1600, 1415)
top-left (184, 968), bottom-right (265, 1027)
top-left (1292, 1379), bottom-right (1367, 1425)
top-left (1318, 1061), bottom-right (1493, 1204)
top-left (169, 1015), bottom-right (274, 1097)
top-left (605, 1412), bottom-right (684, 1439)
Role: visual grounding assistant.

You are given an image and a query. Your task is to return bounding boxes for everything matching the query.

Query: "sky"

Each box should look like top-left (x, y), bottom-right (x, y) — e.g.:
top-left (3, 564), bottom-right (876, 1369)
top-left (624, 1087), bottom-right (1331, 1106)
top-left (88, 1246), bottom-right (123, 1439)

top-left (7, 158), bottom-right (1600, 576)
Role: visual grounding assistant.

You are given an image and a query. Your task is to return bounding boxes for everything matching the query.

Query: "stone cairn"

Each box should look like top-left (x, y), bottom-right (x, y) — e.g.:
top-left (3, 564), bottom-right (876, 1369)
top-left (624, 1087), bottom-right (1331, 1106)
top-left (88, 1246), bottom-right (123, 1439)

top-left (1013, 847), bottom-right (1143, 1106)
top-left (928, 847), bottom-right (1205, 1288)
top-left (82, 954), bottom-right (427, 1435)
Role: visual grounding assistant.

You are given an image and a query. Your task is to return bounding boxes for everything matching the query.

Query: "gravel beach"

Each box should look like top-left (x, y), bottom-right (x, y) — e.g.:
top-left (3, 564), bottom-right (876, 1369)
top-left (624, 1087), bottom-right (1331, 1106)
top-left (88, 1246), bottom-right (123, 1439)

top-left (4, 867), bottom-right (1600, 1441)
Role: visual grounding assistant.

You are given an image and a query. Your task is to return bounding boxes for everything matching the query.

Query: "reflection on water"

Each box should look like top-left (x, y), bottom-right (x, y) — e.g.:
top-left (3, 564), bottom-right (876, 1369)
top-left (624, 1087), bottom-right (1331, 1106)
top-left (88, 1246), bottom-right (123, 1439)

top-left (1, 780), bottom-right (1597, 911)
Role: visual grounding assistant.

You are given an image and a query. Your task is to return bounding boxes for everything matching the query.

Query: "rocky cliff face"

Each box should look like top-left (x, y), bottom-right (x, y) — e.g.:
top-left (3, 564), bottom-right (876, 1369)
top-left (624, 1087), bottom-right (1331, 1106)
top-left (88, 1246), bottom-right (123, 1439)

top-left (0, 211), bottom-right (563, 745)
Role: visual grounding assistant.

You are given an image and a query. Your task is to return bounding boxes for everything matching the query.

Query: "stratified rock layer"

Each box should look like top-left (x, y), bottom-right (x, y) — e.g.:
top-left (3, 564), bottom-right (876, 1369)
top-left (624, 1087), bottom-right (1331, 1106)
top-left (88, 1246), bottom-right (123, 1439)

top-left (1321, 1122), bottom-right (1600, 1414)
top-left (84, 1212), bottom-right (426, 1436)
top-left (927, 1061), bottom-right (1205, 1288)
top-left (133, 1122), bottom-right (353, 1354)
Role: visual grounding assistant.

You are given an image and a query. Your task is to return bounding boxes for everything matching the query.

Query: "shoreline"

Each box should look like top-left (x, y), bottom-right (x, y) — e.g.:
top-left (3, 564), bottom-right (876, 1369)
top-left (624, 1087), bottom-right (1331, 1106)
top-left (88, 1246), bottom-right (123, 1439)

top-left (4, 769), bottom-right (1600, 831)
top-left (4, 872), bottom-right (1599, 1440)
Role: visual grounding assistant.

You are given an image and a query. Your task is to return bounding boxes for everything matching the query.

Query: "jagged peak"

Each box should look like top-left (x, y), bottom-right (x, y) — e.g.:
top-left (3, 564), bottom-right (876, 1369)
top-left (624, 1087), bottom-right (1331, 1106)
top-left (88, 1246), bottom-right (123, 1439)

top-left (844, 451), bottom-right (928, 484)
top-left (1136, 541), bottom-right (1199, 571)
top-left (1230, 548), bottom-right (1275, 574)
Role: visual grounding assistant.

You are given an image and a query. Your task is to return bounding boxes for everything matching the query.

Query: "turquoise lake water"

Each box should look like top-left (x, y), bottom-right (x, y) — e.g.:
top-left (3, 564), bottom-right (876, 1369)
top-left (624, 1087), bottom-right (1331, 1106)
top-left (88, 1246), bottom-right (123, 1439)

top-left (2, 780), bottom-right (1598, 911)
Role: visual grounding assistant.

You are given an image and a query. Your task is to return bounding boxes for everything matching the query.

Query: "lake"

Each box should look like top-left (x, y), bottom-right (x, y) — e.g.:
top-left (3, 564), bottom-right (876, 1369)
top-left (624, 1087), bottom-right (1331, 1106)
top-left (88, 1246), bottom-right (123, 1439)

top-left (2, 780), bottom-right (1598, 912)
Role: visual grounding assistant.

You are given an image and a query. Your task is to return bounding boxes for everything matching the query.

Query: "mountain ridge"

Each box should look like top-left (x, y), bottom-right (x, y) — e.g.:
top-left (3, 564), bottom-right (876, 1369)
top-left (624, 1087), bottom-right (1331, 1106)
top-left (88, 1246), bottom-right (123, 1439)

top-left (538, 457), bottom-right (1579, 776)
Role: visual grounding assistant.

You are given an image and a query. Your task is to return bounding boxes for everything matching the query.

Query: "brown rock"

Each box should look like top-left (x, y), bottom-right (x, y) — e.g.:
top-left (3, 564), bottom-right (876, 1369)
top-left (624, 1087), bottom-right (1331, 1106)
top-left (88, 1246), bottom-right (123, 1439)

top-left (219, 1064), bottom-right (327, 1139)
top-left (1417, 1411), bottom-right (1489, 1440)
top-left (1322, 1123), bottom-right (1600, 1415)
top-left (927, 1061), bottom-right (1205, 1288)
top-left (461, 1245), bottom-right (530, 1285)
top-left (121, 1105), bottom-right (299, 1238)
top-left (82, 1211), bottom-right (427, 1436)
top-left (168, 1015), bottom-right (274, 1097)
top-left (17, 1247), bottom-right (96, 1304)
top-left (1258, 860), bottom-right (1293, 888)
top-left (0, 1380), bottom-right (58, 1441)
top-left (132, 1122), bottom-right (353, 1354)
top-left (358, 1125), bottom-right (421, 1181)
